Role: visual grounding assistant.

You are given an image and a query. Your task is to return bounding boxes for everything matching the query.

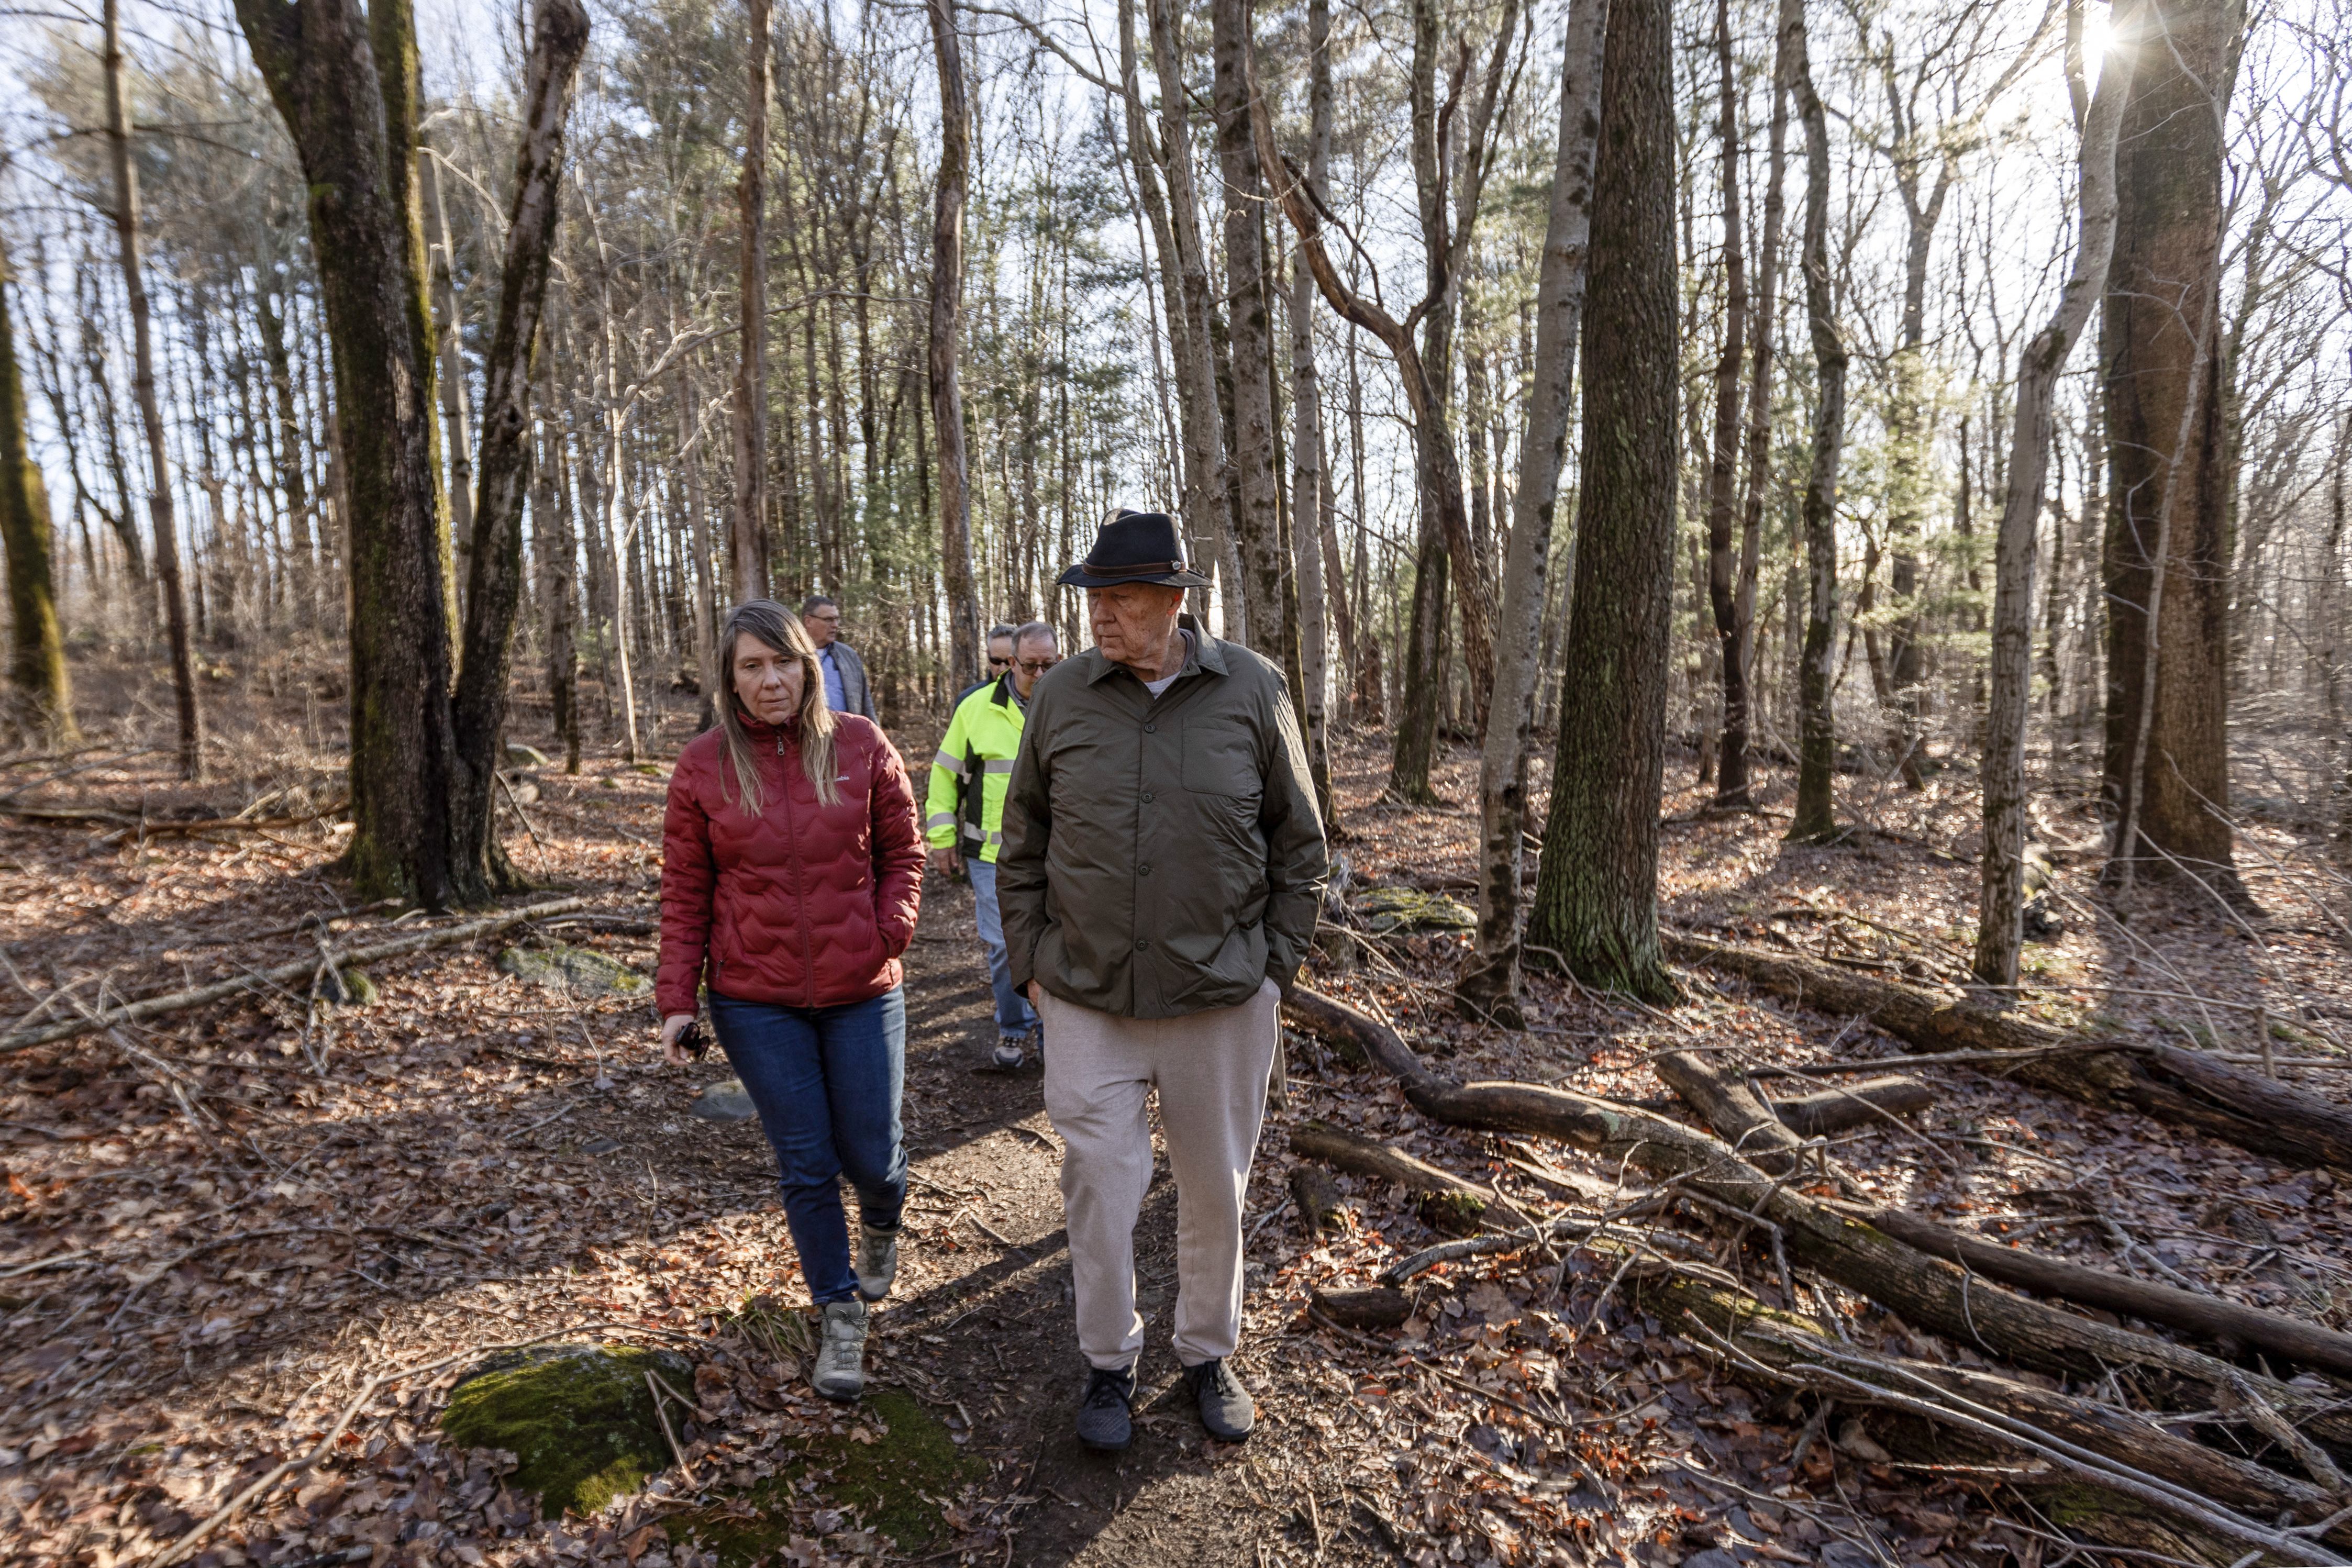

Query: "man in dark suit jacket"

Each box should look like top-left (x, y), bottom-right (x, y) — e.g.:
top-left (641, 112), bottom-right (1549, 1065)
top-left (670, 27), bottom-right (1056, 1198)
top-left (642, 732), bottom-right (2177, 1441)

top-left (802, 595), bottom-right (878, 721)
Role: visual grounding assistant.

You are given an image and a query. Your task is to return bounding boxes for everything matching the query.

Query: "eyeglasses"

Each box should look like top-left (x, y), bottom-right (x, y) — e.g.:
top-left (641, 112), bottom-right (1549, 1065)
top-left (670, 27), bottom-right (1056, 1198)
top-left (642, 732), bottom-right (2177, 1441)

top-left (1015, 657), bottom-right (1060, 676)
top-left (987, 655), bottom-right (1012, 670)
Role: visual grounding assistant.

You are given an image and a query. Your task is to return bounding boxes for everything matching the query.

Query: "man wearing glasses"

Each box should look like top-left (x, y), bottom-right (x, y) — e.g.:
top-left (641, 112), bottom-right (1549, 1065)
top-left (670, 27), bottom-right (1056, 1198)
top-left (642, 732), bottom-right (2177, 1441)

top-left (801, 595), bottom-right (878, 721)
top-left (925, 620), bottom-right (1060, 1069)
top-left (957, 625), bottom-right (1019, 708)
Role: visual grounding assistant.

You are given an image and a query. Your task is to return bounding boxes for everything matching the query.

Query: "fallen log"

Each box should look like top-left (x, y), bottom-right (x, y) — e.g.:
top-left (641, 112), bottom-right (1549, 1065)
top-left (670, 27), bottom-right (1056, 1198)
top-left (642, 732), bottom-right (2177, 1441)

top-left (1665, 933), bottom-right (2352, 1174)
top-left (1642, 1269), bottom-right (2352, 1565)
top-left (1654, 1050), bottom-right (1806, 1171)
top-left (0, 898), bottom-right (590, 1055)
top-left (1767, 1075), bottom-right (1933, 1136)
top-left (1280, 986), bottom-right (2352, 1453)
top-left (1659, 1037), bottom-right (2352, 1382)
top-left (1861, 1205), bottom-right (2352, 1382)
top-left (1286, 1120), bottom-right (1534, 1236)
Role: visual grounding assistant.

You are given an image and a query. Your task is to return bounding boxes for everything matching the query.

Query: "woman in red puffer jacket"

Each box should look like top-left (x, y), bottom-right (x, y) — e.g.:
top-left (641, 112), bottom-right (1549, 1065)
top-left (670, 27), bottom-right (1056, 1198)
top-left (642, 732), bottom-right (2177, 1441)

top-left (657, 600), bottom-right (923, 1405)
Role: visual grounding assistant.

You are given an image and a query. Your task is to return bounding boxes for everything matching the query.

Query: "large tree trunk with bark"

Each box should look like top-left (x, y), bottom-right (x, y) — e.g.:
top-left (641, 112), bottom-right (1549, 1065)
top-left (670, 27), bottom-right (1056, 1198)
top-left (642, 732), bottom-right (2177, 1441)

top-left (1124, 0), bottom-right (1222, 619)
top-left (730, 0), bottom-right (772, 606)
top-left (1457, 0), bottom-right (1608, 1025)
top-left (1785, 0), bottom-right (1844, 844)
top-left (236, 0), bottom-right (458, 904)
top-left (447, 0), bottom-right (590, 903)
top-left (105, 0), bottom-right (202, 781)
top-left (2101, 0), bottom-right (2243, 891)
top-left (1524, 0), bottom-right (1679, 1005)
top-left (927, 0), bottom-right (982, 692)
top-left (1974, 15), bottom-right (2134, 985)
top-left (0, 241), bottom-right (76, 745)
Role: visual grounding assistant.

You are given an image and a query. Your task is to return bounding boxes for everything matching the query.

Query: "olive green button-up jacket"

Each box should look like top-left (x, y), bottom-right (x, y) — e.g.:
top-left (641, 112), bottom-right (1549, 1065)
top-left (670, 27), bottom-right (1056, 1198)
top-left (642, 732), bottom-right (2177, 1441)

top-left (997, 621), bottom-right (1328, 1018)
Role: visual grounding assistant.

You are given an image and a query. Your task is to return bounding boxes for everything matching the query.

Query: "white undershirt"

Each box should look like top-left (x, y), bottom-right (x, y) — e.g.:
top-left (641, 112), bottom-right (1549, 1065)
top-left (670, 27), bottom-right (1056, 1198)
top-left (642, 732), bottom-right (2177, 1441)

top-left (1140, 630), bottom-right (1194, 697)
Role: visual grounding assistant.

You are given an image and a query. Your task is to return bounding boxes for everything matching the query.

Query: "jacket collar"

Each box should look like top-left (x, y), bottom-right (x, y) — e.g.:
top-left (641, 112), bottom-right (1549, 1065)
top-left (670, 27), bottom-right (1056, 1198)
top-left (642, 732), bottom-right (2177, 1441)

top-left (737, 711), bottom-right (803, 743)
top-left (990, 673), bottom-right (1016, 707)
top-left (1082, 613), bottom-right (1227, 686)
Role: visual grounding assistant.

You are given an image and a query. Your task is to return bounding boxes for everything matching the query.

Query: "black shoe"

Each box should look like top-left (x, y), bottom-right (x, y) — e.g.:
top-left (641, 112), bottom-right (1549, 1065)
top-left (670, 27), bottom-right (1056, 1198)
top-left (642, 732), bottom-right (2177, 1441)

top-left (1182, 1358), bottom-right (1255, 1441)
top-left (1075, 1364), bottom-right (1137, 1452)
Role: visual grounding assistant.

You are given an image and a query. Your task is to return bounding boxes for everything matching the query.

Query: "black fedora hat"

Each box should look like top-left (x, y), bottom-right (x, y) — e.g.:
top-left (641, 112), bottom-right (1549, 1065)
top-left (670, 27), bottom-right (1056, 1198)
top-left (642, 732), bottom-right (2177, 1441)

top-left (1056, 509), bottom-right (1213, 589)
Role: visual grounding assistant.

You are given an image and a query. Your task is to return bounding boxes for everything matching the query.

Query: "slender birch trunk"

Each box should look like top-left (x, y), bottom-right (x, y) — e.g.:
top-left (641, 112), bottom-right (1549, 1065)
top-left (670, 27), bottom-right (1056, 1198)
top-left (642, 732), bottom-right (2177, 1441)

top-left (1457, 0), bottom-right (1608, 1022)
top-left (1975, 8), bottom-right (2134, 985)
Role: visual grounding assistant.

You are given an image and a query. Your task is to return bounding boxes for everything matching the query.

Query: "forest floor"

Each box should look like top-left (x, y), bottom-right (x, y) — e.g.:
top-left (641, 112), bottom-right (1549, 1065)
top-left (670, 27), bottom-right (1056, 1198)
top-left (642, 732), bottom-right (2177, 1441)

top-left (6, 676), bottom-right (2352, 1568)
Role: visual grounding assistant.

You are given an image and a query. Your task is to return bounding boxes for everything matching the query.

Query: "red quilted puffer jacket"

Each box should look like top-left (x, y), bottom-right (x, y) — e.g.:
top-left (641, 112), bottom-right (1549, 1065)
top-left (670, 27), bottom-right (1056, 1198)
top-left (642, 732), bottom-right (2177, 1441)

top-left (657, 713), bottom-right (924, 1016)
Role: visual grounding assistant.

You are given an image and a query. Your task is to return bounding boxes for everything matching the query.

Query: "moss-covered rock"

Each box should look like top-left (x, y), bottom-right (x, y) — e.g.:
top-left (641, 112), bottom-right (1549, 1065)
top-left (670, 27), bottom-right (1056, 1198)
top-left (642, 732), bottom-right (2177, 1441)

top-left (318, 966), bottom-right (378, 1007)
top-left (439, 1343), bottom-right (691, 1518)
top-left (1353, 887), bottom-right (1478, 935)
top-left (494, 944), bottom-right (648, 998)
top-left (665, 1386), bottom-right (983, 1565)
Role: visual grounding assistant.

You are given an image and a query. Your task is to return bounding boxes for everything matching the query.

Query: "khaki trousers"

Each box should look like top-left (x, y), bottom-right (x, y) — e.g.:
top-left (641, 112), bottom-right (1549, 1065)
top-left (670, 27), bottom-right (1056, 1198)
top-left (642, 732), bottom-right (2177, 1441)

top-left (1037, 978), bottom-right (1281, 1371)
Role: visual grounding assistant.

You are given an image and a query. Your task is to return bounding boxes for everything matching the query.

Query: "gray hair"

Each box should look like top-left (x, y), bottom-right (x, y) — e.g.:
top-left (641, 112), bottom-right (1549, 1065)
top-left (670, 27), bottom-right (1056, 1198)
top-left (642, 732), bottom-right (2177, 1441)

top-left (801, 594), bottom-right (839, 616)
top-left (1012, 620), bottom-right (1059, 654)
top-left (986, 622), bottom-right (1018, 643)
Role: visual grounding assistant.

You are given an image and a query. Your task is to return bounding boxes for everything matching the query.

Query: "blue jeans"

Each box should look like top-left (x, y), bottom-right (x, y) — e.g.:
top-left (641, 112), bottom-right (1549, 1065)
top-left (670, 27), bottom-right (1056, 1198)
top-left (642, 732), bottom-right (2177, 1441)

top-left (967, 860), bottom-right (1038, 1041)
top-left (708, 986), bottom-right (907, 1304)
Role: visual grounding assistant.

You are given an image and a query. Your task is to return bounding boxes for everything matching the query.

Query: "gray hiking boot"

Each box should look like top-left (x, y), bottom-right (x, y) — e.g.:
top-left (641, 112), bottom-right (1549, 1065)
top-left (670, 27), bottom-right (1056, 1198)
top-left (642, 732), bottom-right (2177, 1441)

top-left (991, 1036), bottom-right (1027, 1070)
top-left (1182, 1358), bottom-right (1255, 1441)
top-left (856, 1223), bottom-right (899, 1302)
top-left (1074, 1364), bottom-right (1137, 1452)
top-left (812, 1299), bottom-right (868, 1402)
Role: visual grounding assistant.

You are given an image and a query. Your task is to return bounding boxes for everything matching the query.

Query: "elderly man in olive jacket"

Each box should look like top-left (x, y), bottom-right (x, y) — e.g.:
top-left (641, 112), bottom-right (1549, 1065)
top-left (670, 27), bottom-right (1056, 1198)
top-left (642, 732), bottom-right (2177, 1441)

top-left (997, 509), bottom-right (1327, 1454)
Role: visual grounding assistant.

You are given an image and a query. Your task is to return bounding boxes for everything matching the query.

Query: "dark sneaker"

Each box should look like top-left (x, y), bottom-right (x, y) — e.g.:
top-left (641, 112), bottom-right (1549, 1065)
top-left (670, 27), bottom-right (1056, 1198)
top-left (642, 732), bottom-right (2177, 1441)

top-left (1182, 1358), bottom-right (1255, 1441)
top-left (1074, 1364), bottom-right (1137, 1452)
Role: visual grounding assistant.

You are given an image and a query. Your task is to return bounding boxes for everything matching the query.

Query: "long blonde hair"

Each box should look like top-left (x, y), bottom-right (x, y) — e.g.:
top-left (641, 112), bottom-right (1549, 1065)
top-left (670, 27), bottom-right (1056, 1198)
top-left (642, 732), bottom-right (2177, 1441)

top-left (715, 600), bottom-right (841, 814)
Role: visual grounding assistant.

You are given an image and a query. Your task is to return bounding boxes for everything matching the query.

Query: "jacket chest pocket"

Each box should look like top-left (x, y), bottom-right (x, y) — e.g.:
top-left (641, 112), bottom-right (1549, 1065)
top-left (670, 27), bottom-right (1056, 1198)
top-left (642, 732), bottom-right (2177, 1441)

top-left (1181, 717), bottom-right (1261, 800)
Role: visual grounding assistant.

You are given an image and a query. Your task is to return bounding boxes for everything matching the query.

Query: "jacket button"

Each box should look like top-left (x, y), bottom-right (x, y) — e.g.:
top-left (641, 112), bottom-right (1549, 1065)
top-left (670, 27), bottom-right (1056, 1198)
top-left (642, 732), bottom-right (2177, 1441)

top-left (1140, 792), bottom-right (1154, 804)
top-left (1145, 723), bottom-right (1156, 733)
top-left (1135, 938), bottom-right (1149, 950)
top-left (1139, 864), bottom-right (1152, 876)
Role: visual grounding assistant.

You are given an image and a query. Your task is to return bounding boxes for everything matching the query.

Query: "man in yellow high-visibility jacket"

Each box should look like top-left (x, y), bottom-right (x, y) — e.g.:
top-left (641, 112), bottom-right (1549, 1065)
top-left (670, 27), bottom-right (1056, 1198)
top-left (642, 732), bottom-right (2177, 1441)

top-left (927, 619), bottom-right (1061, 1067)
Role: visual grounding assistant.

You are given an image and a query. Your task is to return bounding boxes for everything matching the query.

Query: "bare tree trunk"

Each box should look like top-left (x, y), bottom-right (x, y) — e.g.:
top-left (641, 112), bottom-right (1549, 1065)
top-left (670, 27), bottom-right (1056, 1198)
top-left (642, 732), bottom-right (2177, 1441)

top-left (927, 0), bottom-right (982, 692)
top-left (1458, 0), bottom-right (1607, 1023)
top-left (2101, 0), bottom-right (2243, 895)
top-left (539, 402), bottom-right (581, 774)
top-left (1973, 5), bottom-right (2134, 986)
top-left (1703, 0), bottom-right (1751, 808)
top-left (1785, 0), bottom-right (1845, 846)
top-left (1291, 0), bottom-right (1338, 824)
top-left (1211, 0), bottom-right (1290, 674)
top-left (448, 0), bottom-right (589, 900)
top-left (104, 0), bottom-right (202, 780)
top-left (1729, 21), bottom-right (1791, 806)
top-left (1, 239), bottom-right (76, 745)
top-left (421, 144), bottom-right (475, 581)
top-left (237, 0), bottom-right (458, 902)
top-left (729, 0), bottom-right (771, 607)
top-left (1524, 0), bottom-right (1679, 1005)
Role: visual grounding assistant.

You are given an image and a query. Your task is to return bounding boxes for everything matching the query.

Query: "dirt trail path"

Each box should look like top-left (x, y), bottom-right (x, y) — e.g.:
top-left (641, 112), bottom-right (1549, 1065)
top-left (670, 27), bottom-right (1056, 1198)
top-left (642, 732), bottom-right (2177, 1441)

top-left (776, 870), bottom-right (1371, 1566)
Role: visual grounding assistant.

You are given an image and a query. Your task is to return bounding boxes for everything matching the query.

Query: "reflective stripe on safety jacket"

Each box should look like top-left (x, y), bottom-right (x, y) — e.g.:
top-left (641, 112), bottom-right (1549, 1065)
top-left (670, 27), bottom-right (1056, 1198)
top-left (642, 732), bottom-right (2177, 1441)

top-left (925, 674), bottom-right (1024, 864)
